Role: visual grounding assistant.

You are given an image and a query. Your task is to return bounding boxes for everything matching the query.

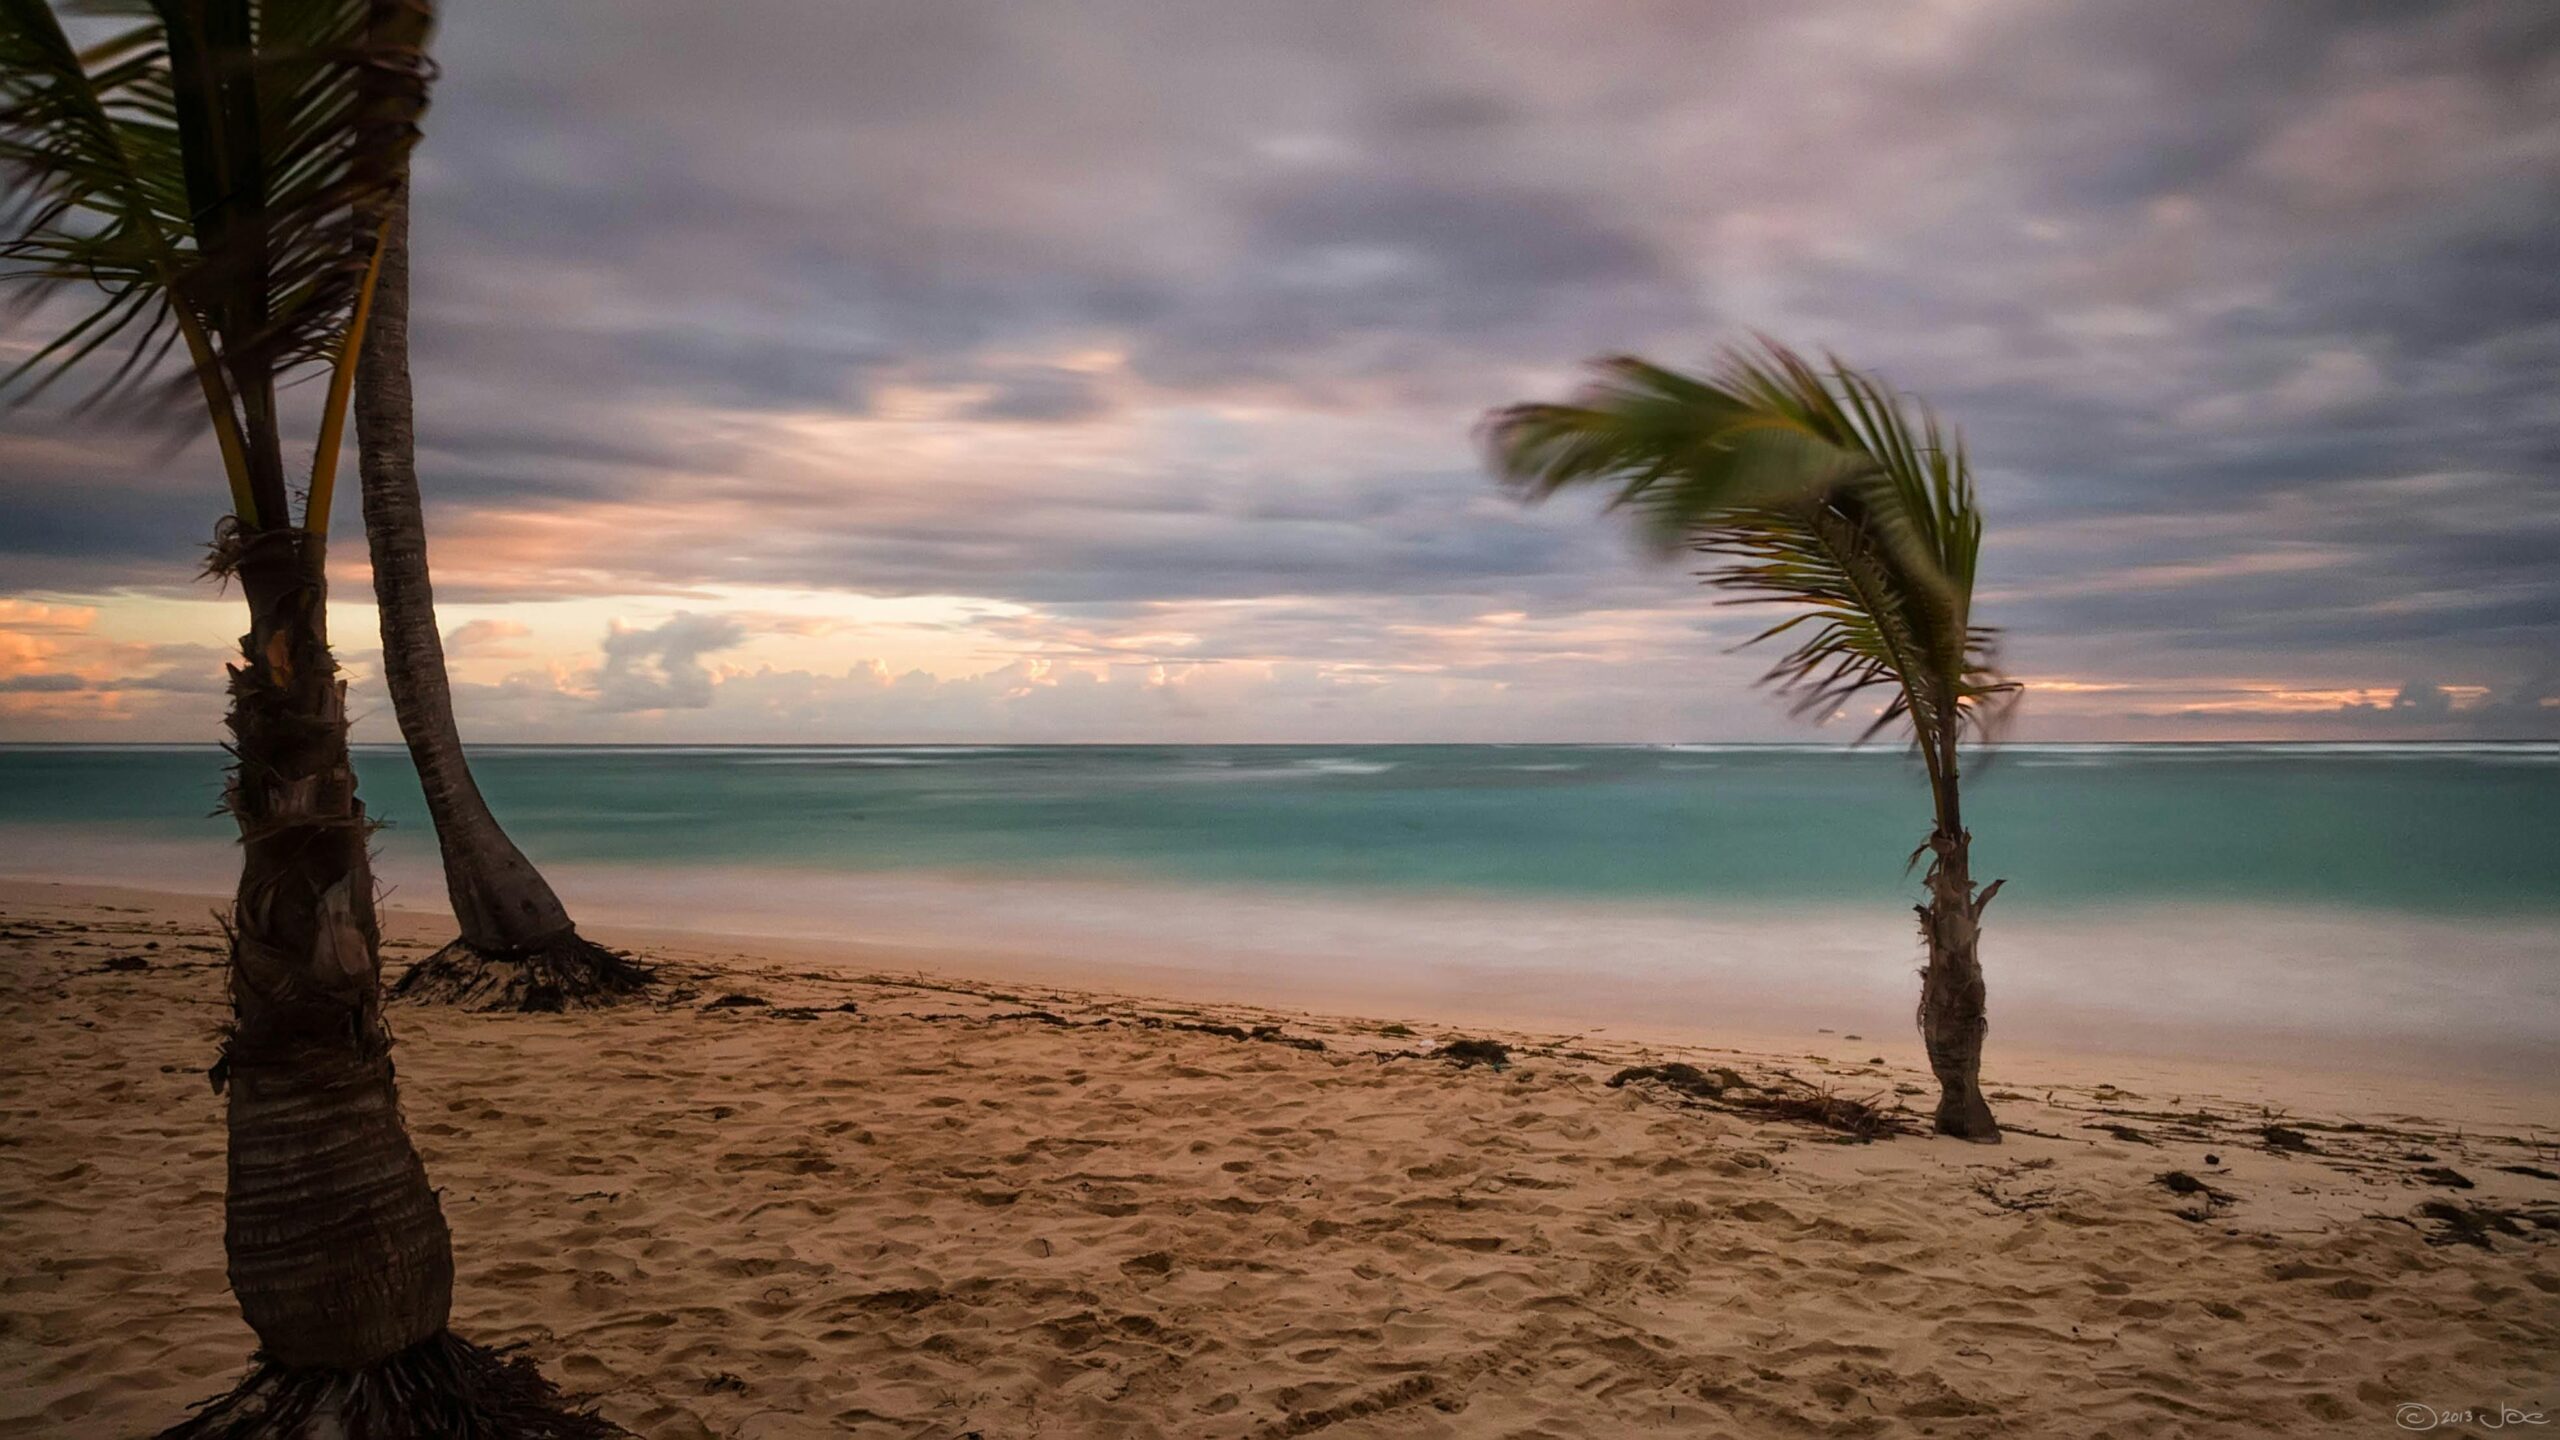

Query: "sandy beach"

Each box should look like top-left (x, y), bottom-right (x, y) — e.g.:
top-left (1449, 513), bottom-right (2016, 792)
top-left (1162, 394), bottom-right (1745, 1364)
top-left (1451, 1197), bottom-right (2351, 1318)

top-left (2, 878), bottom-right (2554, 1438)
top-left (5, 0), bottom-right (2556, 1434)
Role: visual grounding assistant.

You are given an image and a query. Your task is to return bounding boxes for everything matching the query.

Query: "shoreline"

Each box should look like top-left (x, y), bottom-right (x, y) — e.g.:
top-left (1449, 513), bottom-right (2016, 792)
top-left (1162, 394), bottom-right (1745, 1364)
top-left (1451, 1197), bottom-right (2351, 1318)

top-left (2, 880), bottom-right (2555, 1436)
top-left (4, 868), bottom-right (2554, 1104)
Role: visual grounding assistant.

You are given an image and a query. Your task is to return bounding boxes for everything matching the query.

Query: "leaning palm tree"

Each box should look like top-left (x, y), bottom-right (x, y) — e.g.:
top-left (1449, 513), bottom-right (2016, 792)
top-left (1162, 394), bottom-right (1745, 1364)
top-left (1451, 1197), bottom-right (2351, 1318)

top-left (1, 2), bottom-right (617, 1428)
top-left (1486, 341), bottom-right (2019, 1142)
top-left (354, 182), bottom-right (650, 1011)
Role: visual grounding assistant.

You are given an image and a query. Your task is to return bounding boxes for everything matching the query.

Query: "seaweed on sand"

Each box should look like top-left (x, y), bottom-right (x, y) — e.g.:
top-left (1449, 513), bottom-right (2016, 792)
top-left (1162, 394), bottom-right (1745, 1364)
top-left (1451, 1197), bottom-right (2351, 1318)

top-left (2415, 1200), bottom-right (2560, 1249)
top-left (1437, 1038), bottom-right (1511, 1069)
top-left (1607, 1063), bottom-right (1749, 1098)
top-left (1609, 1063), bottom-right (1913, 1141)
top-left (2156, 1169), bottom-right (2237, 1221)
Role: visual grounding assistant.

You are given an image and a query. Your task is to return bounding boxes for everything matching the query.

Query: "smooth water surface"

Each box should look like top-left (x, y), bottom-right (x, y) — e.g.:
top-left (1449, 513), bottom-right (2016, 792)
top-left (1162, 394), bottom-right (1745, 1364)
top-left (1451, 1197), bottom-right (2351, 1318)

top-left (3, 742), bottom-right (2554, 914)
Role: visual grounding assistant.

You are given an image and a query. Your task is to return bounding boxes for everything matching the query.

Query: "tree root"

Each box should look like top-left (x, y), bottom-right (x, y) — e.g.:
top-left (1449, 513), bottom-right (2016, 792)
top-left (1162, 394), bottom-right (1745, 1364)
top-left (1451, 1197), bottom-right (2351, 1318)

top-left (158, 1330), bottom-right (629, 1439)
top-left (389, 930), bottom-right (653, 1013)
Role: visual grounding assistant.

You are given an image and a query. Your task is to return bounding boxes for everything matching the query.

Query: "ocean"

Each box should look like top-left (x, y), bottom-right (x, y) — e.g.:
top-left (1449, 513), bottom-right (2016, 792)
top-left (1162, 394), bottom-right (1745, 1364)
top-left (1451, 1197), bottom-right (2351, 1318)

top-left (4, 742), bottom-right (2554, 1080)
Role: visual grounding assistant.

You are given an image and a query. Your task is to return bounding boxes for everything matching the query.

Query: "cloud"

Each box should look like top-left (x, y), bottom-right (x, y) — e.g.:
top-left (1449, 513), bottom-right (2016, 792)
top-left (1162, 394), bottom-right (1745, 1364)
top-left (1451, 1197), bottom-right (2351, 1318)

top-left (4, 2), bottom-right (2557, 742)
top-left (0, 600), bottom-right (98, 633)
top-left (959, 365), bottom-right (1110, 423)
top-left (593, 612), bottom-right (748, 712)
top-left (0, 673), bottom-right (87, 693)
top-left (2387, 680), bottom-right (2454, 719)
top-left (443, 618), bottom-right (534, 656)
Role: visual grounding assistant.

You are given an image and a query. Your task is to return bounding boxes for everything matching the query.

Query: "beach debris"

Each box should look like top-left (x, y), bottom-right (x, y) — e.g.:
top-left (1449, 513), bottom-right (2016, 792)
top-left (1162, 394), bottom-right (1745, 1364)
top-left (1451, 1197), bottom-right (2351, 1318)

top-left (97, 954), bottom-right (151, 972)
top-left (2414, 1199), bottom-right (2558, 1249)
top-left (2087, 1123), bottom-right (2157, 1146)
top-left (1376, 1023), bottom-right (1415, 1037)
top-left (702, 1372), bottom-right (747, 1395)
top-left (2259, 1125), bottom-right (2319, 1154)
top-left (1741, 1088), bottom-right (1911, 1141)
top-left (766, 1006), bottom-right (821, 1021)
top-left (1608, 1062), bottom-right (1747, 1099)
top-left (1609, 1063), bottom-right (1909, 1140)
top-left (1436, 1038), bottom-right (1511, 1070)
top-left (2497, 1164), bottom-right (2559, 1181)
top-left (833, 1001), bottom-right (862, 1014)
top-left (2157, 1169), bottom-right (2238, 1220)
top-left (2416, 1166), bottom-right (2476, 1190)
top-left (1135, 1016), bottom-right (1325, 1052)
top-left (991, 1009), bottom-right (1076, 1026)
top-left (1250, 1025), bottom-right (1326, 1052)
top-left (702, 993), bottom-right (770, 1010)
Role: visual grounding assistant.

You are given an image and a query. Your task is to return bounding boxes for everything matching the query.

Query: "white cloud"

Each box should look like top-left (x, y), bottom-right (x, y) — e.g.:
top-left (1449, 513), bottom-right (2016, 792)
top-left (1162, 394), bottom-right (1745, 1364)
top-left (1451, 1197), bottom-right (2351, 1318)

top-left (593, 612), bottom-right (748, 712)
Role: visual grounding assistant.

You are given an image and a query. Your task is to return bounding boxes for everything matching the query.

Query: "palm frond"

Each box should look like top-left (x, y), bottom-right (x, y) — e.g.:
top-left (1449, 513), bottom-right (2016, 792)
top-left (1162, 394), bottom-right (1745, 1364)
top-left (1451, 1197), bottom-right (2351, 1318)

top-left (149, 0), bottom-right (426, 376)
top-left (0, 0), bottom-right (434, 528)
top-left (1, 5), bottom-right (193, 385)
top-left (1484, 339), bottom-right (2016, 764)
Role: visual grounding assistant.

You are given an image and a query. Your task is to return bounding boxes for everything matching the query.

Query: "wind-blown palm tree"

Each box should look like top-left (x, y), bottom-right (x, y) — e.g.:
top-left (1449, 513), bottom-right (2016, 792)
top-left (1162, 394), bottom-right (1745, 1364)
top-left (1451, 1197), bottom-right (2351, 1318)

top-left (355, 187), bottom-right (651, 1011)
top-left (1, 2), bottom-right (618, 1428)
top-left (1486, 341), bottom-right (2019, 1142)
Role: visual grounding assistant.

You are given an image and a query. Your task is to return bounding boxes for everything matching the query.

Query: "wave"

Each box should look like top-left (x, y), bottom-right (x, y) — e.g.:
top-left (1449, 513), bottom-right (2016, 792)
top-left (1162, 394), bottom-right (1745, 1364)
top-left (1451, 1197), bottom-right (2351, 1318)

top-left (1148, 756), bottom-right (1403, 783)
top-left (734, 755), bottom-right (950, 766)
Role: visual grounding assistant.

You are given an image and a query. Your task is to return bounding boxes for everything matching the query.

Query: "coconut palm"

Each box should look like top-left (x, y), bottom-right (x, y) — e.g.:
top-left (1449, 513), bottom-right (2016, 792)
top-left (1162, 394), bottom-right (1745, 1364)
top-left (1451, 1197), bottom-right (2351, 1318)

top-left (1485, 341), bottom-right (2019, 1142)
top-left (354, 188), bottom-right (651, 1010)
top-left (0, 1), bottom-right (616, 1427)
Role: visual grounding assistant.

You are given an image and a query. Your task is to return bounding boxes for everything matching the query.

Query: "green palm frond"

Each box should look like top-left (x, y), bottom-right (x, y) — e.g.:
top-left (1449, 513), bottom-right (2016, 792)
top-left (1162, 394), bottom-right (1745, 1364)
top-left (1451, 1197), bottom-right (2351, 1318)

top-left (0, 6), bottom-right (192, 395)
top-left (0, 0), bottom-right (433, 528)
top-left (1485, 340), bottom-right (2016, 773)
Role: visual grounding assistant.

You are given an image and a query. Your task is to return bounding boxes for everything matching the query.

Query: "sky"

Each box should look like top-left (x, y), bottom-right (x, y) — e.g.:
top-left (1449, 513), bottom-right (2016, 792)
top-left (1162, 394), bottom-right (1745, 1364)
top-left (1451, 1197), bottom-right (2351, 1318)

top-left (4, 0), bottom-right (2558, 744)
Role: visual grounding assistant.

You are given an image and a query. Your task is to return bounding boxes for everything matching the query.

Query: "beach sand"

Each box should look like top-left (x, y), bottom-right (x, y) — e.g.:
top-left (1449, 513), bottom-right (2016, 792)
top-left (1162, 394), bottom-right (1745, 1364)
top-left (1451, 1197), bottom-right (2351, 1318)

top-left (2, 880), bottom-right (2553, 1438)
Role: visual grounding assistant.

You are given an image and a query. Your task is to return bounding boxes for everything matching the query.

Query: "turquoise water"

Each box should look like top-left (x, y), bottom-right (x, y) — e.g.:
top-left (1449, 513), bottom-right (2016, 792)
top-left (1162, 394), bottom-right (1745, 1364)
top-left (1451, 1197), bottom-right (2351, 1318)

top-left (1, 741), bottom-right (2554, 914)
top-left (5, 741), bottom-right (2554, 1076)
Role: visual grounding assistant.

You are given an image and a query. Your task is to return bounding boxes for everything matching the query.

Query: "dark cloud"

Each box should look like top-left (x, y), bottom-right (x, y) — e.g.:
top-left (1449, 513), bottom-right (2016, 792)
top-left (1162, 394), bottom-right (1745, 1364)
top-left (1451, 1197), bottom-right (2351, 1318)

top-left (959, 366), bottom-right (1109, 423)
top-left (5, 1), bottom-right (2557, 737)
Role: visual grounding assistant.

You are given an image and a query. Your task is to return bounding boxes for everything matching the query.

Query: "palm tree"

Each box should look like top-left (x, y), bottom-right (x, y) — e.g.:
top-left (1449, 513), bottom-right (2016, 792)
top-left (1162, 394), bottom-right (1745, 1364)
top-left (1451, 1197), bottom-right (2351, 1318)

top-left (1485, 341), bottom-right (2019, 1142)
top-left (1, 2), bottom-right (618, 1427)
top-left (354, 187), bottom-right (651, 1011)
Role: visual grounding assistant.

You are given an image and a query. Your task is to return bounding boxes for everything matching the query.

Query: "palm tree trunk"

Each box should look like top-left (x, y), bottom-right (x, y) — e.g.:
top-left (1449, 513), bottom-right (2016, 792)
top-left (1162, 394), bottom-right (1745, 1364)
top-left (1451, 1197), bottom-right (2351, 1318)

top-left (1915, 766), bottom-right (2001, 1143)
top-left (353, 192), bottom-right (648, 1012)
top-left (169, 526), bottom-right (626, 1436)
top-left (213, 526), bottom-right (454, 1363)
